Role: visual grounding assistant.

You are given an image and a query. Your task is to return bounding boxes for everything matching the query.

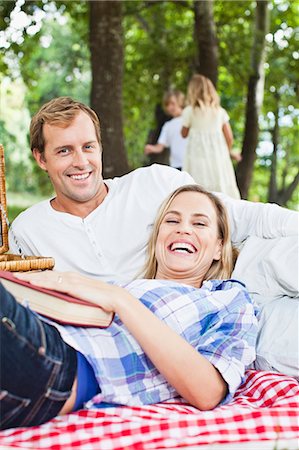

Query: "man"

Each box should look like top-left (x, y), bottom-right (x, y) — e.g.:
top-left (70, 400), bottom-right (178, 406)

top-left (9, 97), bottom-right (297, 283)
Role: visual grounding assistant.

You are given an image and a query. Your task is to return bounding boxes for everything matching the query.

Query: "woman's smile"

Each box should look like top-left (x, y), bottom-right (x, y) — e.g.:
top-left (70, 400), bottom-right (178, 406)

top-left (167, 240), bottom-right (198, 255)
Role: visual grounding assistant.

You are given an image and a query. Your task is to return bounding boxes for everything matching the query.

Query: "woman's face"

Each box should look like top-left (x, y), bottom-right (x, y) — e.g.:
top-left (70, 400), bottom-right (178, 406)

top-left (155, 191), bottom-right (222, 286)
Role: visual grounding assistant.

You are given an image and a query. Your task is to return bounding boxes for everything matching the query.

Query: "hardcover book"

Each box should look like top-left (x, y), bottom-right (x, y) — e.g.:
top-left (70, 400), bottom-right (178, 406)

top-left (0, 270), bottom-right (114, 328)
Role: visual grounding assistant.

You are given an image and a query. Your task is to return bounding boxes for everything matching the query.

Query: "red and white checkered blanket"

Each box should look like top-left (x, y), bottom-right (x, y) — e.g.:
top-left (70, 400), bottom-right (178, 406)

top-left (0, 370), bottom-right (298, 449)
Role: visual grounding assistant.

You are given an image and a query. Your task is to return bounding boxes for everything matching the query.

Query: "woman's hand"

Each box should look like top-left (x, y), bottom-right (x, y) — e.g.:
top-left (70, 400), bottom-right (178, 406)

top-left (14, 271), bottom-right (130, 313)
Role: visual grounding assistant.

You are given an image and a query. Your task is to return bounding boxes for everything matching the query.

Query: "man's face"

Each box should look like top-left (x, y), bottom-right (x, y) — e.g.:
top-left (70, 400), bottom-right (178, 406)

top-left (33, 111), bottom-right (104, 205)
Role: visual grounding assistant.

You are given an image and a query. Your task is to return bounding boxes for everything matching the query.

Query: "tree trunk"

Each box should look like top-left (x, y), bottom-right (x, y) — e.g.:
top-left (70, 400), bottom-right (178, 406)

top-left (236, 0), bottom-right (269, 199)
top-left (268, 94), bottom-right (279, 203)
top-left (267, 94), bottom-right (299, 205)
top-left (193, 0), bottom-right (218, 87)
top-left (89, 1), bottom-right (129, 178)
top-left (145, 104), bottom-right (170, 167)
top-left (278, 172), bottom-right (299, 206)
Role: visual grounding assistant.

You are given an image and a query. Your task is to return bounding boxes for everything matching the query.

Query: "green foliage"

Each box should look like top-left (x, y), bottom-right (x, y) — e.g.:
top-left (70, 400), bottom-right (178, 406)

top-left (20, 11), bottom-right (90, 114)
top-left (0, 1), bottom-right (15, 30)
top-left (256, 0), bottom-right (299, 205)
top-left (7, 204), bottom-right (26, 223)
top-left (123, 1), bottom-right (195, 167)
top-left (0, 1), bottom-right (90, 195)
top-left (216, 0), bottom-right (254, 149)
top-left (0, 0), bottom-right (15, 75)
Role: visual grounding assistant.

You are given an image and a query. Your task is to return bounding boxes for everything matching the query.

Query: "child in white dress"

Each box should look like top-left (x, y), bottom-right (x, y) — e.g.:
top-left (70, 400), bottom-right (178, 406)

top-left (181, 74), bottom-right (241, 198)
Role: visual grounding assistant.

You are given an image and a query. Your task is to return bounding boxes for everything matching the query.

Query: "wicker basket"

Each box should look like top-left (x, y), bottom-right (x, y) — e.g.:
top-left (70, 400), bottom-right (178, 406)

top-left (0, 144), bottom-right (8, 254)
top-left (0, 144), bottom-right (55, 272)
top-left (0, 254), bottom-right (55, 272)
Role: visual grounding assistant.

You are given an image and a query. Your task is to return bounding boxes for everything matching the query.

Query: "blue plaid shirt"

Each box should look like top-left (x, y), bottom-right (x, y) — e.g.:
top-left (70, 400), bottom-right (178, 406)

top-left (55, 279), bottom-right (258, 406)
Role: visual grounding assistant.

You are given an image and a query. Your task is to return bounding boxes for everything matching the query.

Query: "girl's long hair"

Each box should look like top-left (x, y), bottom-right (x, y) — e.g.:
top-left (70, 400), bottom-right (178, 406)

top-left (187, 74), bottom-right (220, 109)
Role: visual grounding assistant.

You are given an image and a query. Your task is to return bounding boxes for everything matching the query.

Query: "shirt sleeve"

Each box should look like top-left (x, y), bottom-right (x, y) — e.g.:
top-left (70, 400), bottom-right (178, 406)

top-left (221, 107), bottom-right (230, 124)
top-left (181, 106), bottom-right (192, 128)
top-left (150, 164), bottom-right (195, 191)
top-left (196, 284), bottom-right (258, 403)
top-left (215, 193), bottom-right (298, 243)
top-left (157, 122), bottom-right (169, 147)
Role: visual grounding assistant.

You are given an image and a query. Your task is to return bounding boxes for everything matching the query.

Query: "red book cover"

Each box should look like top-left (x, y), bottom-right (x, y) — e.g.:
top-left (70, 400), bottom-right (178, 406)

top-left (0, 270), bottom-right (114, 327)
top-left (0, 270), bottom-right (97, 305)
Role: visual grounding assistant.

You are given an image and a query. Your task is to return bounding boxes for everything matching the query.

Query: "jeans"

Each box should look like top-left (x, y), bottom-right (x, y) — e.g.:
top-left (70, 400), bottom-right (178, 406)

top-left (0, 283), bottom-right (77, 430)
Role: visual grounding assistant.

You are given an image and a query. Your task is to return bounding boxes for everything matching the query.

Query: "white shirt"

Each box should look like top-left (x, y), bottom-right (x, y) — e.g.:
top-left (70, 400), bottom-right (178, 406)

top-left (9, 164), bottom-right (298, 282)
top-left (9, 165), bottom-right (192, 281)
top-left (158, 116), bottom-right (187, 168)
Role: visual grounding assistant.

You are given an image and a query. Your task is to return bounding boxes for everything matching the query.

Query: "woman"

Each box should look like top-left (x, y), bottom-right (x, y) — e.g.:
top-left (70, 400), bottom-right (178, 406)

top-left (181, 74), bottom-right (241, 198)
top-left (0, 185), bottom-right (258, 430)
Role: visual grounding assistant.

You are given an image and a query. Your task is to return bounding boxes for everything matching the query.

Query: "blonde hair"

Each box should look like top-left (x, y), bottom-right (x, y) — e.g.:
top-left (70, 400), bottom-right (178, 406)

top-left (163, 90), bottom-right (185, 110)
top-left (187, 74), bottom-right (220, 109)
top-left (30, 97), bottom-right (101, 155)
top-left (143, 185), bottom-right (235, 281)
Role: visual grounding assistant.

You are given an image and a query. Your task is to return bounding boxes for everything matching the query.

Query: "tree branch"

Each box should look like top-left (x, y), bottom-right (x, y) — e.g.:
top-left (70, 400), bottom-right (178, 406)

top-left (135, 13), bottom-right (151, 34)
top-left (278, 171), bottom-right (299, 205)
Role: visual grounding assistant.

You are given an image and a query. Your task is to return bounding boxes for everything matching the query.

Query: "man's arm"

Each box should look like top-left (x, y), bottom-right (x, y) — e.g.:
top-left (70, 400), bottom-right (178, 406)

top-left (152, 165), bottom-right (297, 242)
top-left (218, 193), bottom-right (298, 243)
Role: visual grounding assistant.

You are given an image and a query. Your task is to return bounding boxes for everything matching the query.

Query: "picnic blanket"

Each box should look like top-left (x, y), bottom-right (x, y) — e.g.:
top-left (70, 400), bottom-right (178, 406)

top-left (0, 370), bottom-right (298, 449)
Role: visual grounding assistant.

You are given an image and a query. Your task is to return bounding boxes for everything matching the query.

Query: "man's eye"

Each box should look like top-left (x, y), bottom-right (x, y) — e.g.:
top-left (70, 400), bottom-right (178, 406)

top-left (84, 144), bottom-right (94, 150)
top-left (58, 148), bottom-right (70, 155)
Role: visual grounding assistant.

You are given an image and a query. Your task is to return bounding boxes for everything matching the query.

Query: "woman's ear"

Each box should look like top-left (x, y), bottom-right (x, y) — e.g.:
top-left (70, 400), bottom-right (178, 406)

top-left (213, 239), bottom-right (222, 261)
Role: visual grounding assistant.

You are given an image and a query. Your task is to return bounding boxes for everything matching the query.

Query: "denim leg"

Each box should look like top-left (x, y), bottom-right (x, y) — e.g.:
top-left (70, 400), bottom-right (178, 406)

top-left (0, 283), bottom-right (77, 429)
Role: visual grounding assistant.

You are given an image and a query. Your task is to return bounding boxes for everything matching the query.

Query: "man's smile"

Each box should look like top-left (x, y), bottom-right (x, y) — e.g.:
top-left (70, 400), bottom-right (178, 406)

top-left (67, 171), bottom-right (92, 181)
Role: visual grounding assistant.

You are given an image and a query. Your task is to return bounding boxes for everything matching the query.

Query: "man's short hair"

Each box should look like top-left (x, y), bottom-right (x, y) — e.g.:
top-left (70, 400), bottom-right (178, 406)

top-left (30, 97), bottom-right (101, 154)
